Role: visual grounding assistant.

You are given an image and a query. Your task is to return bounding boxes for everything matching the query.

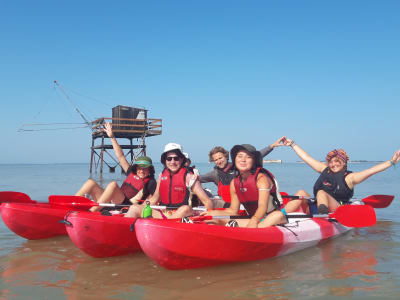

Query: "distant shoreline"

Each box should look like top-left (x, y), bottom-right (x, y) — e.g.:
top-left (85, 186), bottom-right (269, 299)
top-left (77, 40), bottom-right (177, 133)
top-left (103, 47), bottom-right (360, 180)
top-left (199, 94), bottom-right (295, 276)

top-left (293, 160), bottom-right (384, 164)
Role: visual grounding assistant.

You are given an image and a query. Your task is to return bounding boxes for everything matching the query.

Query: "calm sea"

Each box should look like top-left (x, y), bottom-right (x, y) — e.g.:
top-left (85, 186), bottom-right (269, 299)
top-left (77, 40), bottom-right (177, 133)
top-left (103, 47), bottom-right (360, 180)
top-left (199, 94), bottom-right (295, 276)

top-left (1, 163), bottom-right (400, 300)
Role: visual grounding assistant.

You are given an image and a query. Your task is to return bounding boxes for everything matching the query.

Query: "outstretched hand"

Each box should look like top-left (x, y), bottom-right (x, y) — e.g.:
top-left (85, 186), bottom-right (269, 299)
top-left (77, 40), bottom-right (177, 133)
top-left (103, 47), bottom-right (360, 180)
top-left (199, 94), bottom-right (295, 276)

top-left (270, 136), bottom-right (287, 148)
top-left (391, 150), bottom-right (400, 164)
top-left (282, 137), bottom-right (295, 147)
top-left (104, 122), bottom-right (114, 138)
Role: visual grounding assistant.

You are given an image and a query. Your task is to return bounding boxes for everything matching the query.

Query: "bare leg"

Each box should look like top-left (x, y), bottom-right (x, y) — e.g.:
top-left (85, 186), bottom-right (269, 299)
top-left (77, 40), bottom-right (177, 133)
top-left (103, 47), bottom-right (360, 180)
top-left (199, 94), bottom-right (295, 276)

top-left (258, 190), bottom-right (312, 228)
top-left (124, 205), bottom-right (192, 219)
top-left (284, 190), bottom-right (310, 214)
top-left (169, 205), bottom-right (192, 219)
top-left (124, 204), bottom-right (143, 218)
top-left (75, 179), bottom-right (104, 201)
top-left (90, 181), bottom-right (125, 212)
top-left (316, 190), bottom-right (340, 213)
top-left (257, 210), bottom-right (286, 228)
top-left (233, 218), bottom-right (250, 227)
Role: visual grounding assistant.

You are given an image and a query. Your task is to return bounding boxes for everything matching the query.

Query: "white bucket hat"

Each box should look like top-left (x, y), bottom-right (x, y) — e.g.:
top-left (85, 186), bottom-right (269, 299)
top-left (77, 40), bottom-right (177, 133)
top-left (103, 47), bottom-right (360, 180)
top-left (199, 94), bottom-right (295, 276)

top-left (161, 143), bottom-right (185, 163)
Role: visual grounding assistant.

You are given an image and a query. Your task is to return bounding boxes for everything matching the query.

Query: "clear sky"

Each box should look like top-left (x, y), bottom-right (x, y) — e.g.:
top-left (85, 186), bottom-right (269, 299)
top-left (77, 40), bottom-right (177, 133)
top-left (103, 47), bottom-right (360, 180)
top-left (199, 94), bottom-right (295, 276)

top-left (1, 0), bottom-right (399, 164)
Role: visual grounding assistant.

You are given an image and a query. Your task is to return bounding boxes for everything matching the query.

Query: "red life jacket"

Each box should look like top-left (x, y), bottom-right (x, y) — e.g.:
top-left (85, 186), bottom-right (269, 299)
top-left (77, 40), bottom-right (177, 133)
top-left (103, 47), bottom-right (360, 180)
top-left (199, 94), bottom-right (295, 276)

top-left (217, 181), bottom-right (232, 203)
top-left (216, 162), bottom-right (234, 203)
top-left (159, 167), bottom-right (191, 207)
top-left (120, 173), bottom-right (150, 199)
top-left (233, 167), bottom-right (280, 216)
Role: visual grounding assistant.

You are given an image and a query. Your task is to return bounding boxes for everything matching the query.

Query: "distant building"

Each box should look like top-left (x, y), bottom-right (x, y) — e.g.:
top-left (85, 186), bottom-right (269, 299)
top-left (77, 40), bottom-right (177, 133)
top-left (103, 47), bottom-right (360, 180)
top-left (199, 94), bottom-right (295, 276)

top-left (263, 159), bottom-right (282, 164)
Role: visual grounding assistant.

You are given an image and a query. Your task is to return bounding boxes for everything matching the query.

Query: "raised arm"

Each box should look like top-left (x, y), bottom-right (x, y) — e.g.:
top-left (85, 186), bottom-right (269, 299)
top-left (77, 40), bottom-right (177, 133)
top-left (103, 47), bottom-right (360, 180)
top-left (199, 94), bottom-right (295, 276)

top-left (283, 138), bottom-right (326, 173)
top-left (347, 150), bottom-right (400, 187)
top-left (259, 136), bottom-right (286, 157)
top-left (104, 122), bottom-right (130, 173)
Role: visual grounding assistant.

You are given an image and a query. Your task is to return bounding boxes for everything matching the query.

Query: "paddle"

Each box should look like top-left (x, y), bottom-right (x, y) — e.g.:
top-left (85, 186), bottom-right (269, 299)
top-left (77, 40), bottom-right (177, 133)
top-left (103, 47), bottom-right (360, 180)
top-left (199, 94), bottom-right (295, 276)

top-left (48, 195), bottom-right (206, 211)
top-left (360, 194), bottom-right (394, 208)
top-left (281, 194), bottom-right (394, 209)
top-left (0, 191), bottom-right (36, 204)
top-left (194, 204), bottom-right (376, 228)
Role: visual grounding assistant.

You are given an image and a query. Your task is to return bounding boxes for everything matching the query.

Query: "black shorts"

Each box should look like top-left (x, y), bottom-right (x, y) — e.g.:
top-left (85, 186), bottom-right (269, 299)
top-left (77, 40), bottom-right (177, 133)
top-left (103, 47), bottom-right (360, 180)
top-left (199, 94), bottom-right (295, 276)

top-left (121, 197), bottom-right (132, 206)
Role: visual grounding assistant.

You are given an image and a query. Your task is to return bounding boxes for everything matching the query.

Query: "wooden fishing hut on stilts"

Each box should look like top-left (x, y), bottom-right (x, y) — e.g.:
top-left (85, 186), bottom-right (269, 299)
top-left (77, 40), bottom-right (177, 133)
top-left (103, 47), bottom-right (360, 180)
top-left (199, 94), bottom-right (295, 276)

top-left (90, 105), bottom-right (162, 174)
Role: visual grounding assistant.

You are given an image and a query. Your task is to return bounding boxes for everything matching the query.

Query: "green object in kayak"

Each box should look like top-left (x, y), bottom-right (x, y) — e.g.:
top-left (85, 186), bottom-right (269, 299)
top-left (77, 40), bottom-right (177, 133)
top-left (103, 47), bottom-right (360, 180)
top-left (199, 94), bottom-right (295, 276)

top-left (142, 201), bottom-right (152, 218)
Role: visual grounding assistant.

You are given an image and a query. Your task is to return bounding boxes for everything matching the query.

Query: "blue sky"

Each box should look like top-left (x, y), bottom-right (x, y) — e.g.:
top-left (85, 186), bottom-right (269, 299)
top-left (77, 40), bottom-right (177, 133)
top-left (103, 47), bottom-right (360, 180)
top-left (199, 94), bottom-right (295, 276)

top-left (1, 0), bottom-right (399, 164)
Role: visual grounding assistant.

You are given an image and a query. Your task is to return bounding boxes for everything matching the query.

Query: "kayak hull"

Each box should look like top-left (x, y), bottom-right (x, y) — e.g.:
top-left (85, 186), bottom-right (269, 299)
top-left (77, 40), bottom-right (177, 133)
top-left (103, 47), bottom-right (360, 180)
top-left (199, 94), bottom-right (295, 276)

top-left (0, 202), bottom-right (71, 240)
top-left (64, 211), bottom-right (141, 258)
top-left (135, 216), bottom-right (351, 270)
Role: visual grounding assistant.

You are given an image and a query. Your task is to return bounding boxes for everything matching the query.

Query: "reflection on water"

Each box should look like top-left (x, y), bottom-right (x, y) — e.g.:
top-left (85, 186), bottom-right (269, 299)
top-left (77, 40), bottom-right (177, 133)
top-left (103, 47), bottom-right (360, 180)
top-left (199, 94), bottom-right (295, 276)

top-left (1, 221), bottom-right (400, 299)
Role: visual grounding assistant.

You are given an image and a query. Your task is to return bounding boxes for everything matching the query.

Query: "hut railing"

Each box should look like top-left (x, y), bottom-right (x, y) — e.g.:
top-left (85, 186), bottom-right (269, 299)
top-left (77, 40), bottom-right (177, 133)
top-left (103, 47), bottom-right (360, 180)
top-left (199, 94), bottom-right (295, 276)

top-left (91, 117), bottom-right (162, 137)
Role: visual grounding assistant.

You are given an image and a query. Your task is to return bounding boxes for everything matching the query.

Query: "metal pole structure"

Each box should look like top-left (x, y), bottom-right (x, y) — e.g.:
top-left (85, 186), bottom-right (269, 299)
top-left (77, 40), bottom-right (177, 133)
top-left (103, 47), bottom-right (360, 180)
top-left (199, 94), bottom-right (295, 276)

top-left (100, 135), bottom-right (104, 174)
top-left (90, 136), bottom-right (95, 173)
top-left (130, 138), bottom-right (133, 163)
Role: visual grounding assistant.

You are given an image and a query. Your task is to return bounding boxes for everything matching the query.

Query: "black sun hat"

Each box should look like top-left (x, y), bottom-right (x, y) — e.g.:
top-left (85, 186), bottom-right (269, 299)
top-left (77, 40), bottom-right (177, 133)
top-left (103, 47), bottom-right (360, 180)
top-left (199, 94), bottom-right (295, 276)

top-left (230, 144), bottom-right (263, 168)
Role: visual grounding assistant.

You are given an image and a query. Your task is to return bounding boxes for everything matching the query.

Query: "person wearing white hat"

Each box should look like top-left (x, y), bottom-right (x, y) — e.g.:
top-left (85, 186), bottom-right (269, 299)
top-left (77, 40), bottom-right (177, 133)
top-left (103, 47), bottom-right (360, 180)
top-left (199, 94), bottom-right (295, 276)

top-left (183, 152), bottom-right (191, 167)
top-left (183, 152), bottom-right (199, 175)
top-left (125, 143), bottom-right (213, 218)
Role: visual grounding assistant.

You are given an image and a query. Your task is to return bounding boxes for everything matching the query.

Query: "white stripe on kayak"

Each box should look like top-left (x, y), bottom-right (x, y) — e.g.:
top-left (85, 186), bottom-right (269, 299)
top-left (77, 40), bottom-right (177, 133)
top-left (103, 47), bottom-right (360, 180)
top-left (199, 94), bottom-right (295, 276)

top-left (277, 217), bottom-right (323, 257)
top-left (276, 215), bottom-right (351, 257)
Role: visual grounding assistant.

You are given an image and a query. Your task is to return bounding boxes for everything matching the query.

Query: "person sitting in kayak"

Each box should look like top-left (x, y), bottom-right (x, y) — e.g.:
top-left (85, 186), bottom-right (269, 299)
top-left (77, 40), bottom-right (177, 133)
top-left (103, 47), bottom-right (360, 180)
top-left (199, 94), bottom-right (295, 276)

top-left (75, 122), bottom-right (157, 212)
top-left (199, 137), bottom-right (286, 208)
top-left (279, 137), bottom-right (400, 214)
top-left (201, 144), bottom-right (291, 228)
top-left (124, 143), bottom-right (213, 219)
top-left (183, 152), bottom-right (204, 207)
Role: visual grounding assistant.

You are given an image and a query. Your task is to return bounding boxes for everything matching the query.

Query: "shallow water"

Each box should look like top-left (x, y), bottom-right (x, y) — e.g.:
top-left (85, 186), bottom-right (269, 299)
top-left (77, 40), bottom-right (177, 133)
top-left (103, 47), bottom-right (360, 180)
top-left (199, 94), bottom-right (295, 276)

top-left (1, 163), bottom-right (400, 299)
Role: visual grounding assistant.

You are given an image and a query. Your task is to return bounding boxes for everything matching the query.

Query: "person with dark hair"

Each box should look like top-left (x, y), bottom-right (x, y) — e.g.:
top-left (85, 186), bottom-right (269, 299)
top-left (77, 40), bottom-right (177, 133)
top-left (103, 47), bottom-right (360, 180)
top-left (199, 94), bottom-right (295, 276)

top-left (199, 137), bottom-right (286, 207)
top-left (278, 137), bottom-right (400, 214)
top-left (75, 122), bottom-right (157, 212)
top-left (125, 143), bottom-right (213, 219)
top-left (201, 144), bottom-right (288, 228)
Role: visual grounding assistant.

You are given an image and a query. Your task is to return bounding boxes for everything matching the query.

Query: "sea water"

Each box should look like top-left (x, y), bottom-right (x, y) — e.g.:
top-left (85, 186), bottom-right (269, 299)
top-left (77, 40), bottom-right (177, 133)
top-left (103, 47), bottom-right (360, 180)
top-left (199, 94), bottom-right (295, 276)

top-left (1, 163), bottom-right (400, 299)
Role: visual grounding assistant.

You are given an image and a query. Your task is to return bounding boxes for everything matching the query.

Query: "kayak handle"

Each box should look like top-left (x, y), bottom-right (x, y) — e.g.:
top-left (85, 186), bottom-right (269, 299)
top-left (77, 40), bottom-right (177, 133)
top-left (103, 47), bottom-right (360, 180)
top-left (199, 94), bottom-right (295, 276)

top-left (130, 219), bottom-right (139, 232)
top-left (58, 219), bottom-right (72, 227)
top-left (59, 210), bottom-right (75, 227)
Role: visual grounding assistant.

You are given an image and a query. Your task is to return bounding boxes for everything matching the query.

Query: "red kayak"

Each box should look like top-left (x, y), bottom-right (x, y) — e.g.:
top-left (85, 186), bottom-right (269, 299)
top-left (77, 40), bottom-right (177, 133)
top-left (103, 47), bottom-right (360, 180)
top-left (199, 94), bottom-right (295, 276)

top-left (64, 211), bottom-right (141, 258)
top-left (135, 215), bottom-right (352, 270)
top-left (0, 202), bottom-right (73, 240)
top-left (0, 191), bottom-right (89, 240)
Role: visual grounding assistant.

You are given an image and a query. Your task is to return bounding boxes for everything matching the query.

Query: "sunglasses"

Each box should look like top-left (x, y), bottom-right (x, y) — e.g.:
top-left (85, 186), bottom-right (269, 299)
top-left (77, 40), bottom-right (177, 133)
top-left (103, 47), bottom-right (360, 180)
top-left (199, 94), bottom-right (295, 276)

top-left (166, 156), bottom-right (181, 162)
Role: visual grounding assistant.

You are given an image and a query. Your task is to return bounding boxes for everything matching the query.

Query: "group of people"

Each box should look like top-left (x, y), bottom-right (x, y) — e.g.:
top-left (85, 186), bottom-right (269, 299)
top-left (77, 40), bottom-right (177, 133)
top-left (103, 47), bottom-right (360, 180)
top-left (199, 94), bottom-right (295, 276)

top-left (76, 122), bottom-right (400, 228)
